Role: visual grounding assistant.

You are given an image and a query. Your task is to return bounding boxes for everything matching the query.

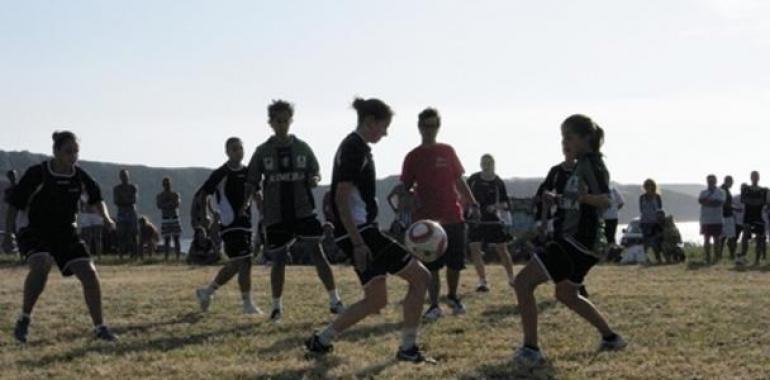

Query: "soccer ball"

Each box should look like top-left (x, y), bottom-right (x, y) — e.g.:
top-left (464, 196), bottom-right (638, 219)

top-left (404, 219), bottom-right (448, 263)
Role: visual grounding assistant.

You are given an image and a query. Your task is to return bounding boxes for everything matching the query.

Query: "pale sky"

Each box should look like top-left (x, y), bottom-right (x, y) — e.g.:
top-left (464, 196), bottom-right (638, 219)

top-left (2, 0), bottom-right (769, 184)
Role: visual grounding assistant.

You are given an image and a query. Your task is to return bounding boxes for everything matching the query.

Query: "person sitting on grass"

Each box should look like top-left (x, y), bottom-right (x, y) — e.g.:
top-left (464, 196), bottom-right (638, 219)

top-left (139, 216), bottom-right (160, 260)
top-left (188, 226), bottom-right (219, 265)
top-left (661, 212), bottom-right (684, 263)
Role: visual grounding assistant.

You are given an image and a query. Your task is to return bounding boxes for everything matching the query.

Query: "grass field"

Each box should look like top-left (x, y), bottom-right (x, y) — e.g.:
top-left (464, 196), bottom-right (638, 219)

top-left (1, 252), bottom-right (769, 379)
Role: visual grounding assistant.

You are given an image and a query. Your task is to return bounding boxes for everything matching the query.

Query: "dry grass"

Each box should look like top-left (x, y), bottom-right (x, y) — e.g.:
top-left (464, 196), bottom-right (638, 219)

top-left (1, 253), bottom-right (769, 379)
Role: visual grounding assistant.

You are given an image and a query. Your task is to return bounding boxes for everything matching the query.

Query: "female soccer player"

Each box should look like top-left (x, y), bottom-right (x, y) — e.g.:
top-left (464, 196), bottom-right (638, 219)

top-left (512, 115), bottom-right (625, 371)
top-left (305, 98), bottom-right (433, 363)
top-left (5, 131), bottom-right (118, 343)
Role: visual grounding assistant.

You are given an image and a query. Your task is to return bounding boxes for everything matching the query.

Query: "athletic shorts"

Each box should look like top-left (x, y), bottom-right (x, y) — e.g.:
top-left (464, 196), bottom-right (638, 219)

top-left (468, 222), bottom-right (510, 244)
top-left (743, 221), bottom-right (766, 237)
top-left (222, 230), bottom-right (252, 261)
top-left (424, 223), bottom-right (466, 272)
top-left (534, 238), bottom-right (599, 285)
top-left (336, 224), bottom-right (413, 286)
top-left (700, 223), bottom-right (723, 236)
top-left (161, 217), bottom-right (182, 237)
top-left (721, 217), bottom-right (736, 239)
top-left (17, 226), bottom-right (91, 277)
top-left (264, 217), bottom-right (324, 263)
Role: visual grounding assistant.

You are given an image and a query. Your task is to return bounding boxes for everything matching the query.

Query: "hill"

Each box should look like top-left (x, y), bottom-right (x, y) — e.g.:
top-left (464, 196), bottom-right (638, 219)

top-left (1, 150), bottom-right (704, 236)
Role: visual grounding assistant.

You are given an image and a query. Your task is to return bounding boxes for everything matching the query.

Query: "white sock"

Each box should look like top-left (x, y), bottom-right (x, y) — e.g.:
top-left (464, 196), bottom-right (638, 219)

top-left (328, 289), bottom-right (340, 304)
top-left (318, 326), bottom-right (338, 346)
top-left (273, 297), bottom-right (282, 311)
top-left (241, 292), bottom-right (254, 305)
top-left (400, 327), bottom-right (418, 350)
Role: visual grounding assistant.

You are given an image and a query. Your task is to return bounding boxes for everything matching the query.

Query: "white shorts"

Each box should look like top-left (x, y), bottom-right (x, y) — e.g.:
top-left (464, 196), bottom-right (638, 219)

top-left (722, 216), bottom-right (736, 239)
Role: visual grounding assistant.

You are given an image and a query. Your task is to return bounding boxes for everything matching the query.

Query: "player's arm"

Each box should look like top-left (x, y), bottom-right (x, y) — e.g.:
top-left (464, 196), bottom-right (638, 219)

top-left (456, 176), bottom-right (480, 210)
top-left (244, 148), bottom-right (263, 215)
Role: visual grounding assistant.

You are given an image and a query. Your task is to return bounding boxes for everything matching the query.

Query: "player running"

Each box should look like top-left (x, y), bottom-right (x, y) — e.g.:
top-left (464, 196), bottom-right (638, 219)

top-left (195, 137), bottom-right (262, 315)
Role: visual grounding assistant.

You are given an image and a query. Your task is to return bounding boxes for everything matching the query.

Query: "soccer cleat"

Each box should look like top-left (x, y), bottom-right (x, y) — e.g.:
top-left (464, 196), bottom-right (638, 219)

top-left (269, 308), bottom-right (283, 323)
top-left (512, 346), bottom-right (547, 371)
top-left (94, 326), bottom-right (119, 342)
top-left (243, 303), bottom-right (264, 316)
top-left (422, 305), bottom-right (443, 321)
top-left (329, 300), bottom-right (346, 315)
top-left (599, 334), bottom-right (627, 351)
top-left (476, 283), bottom-right (490, 293)
top-left (14, 317), bottom-right (30, 343)
top-left (305, 332), bottom-right (333, 354)
top-left (396, 345), bottom-right (437, 364)
top-left (196, 288), bottom-right (213, 312)
top-left (447, 295), bottom-right (466, 315)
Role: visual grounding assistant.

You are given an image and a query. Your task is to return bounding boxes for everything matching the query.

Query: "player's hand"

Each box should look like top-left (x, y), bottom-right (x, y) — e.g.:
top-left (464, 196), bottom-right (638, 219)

top-left (468, 204), bottom-right (482, 221)
top-left (104, 217), bottom-right (116, 231)
top-left (542, 191), bottom-right (560, 202)
top-left (353, 243), bottom-right (372, 273)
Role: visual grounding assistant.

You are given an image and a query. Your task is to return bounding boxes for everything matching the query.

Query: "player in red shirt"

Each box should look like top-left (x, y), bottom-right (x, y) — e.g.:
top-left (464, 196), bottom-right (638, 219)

top-left (400, 108), bottom-right (479, 320)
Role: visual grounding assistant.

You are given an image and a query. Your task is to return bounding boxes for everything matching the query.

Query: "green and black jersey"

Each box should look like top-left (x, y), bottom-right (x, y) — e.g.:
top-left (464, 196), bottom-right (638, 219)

top-left (247, 135), bottom-right (320, 226)
top-left (556, 152), bottom-right (610, 257)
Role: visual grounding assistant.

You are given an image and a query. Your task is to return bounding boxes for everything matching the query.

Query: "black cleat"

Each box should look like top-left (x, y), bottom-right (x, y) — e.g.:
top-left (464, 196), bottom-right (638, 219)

top-left (94, 326), bottom-right (119, 342)
top-left (396, 345), bottom-right (437, 364)
top-left (305, 332), bottom-right (333, 354)
top-left (14, 317), bottom-right (30, 343)
top-left (476, 284), bottom-right (490, 293)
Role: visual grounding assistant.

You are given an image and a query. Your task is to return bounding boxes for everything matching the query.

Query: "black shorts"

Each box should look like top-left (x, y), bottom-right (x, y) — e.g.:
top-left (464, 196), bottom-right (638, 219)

top-left (336, 225), bottom-right (413, 286)
top-left (534, 238), bottom-right (599, 285)
top-left (18, 227), bottom-right (91, 277)
top-left (468, 222), bottom-right (510, 244)
top-left (424, 223), bottom-right (466, 272)
top-left (222, 230), bottom-right (252, 261)
top-left (743, 221), bottom-right (766, 237)
top-left (264, 217), bottom-right (324, 263)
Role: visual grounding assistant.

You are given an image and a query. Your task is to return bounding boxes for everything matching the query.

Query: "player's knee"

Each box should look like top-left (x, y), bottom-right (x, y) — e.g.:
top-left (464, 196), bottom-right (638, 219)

top-left (554, 285), bottom-right (578, 306)
top-left (513, 273), bottom-right (532, 294)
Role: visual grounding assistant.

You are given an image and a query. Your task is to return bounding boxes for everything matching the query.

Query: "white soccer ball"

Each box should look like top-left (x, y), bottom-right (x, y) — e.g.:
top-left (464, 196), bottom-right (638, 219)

top-left (404, 219), bottom-right (448, 263)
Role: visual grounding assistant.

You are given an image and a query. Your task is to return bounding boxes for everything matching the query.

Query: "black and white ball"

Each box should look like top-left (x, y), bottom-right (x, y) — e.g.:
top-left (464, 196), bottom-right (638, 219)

top-left (404, 219), bottom-right (448, 263)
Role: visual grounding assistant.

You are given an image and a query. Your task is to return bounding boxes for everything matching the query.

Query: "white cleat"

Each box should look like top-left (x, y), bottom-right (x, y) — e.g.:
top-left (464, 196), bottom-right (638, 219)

top-left (196, 288), bottom-right (213, 312)
top-left (423, 305), bottom-right (443, 321)
top-left (243, 303), bottom-right (264, 316)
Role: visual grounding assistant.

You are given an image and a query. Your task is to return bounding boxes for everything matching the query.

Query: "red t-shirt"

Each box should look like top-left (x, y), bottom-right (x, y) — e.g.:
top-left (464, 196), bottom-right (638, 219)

top-left (401, 143), bottom-right (465, 224)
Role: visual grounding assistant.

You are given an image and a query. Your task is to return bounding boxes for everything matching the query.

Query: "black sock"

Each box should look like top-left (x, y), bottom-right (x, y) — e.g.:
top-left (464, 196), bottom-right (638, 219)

top-left (524, 344), bottom-right (540, 352)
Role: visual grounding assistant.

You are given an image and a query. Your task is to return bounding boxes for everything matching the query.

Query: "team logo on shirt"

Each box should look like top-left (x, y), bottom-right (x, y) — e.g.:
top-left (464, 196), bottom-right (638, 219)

top-left (281, 157), bottom-right (291, 168)
top-left (264, 158), bottom-right (274, 171)
top-left (297, 155), bottom-right (307, 169)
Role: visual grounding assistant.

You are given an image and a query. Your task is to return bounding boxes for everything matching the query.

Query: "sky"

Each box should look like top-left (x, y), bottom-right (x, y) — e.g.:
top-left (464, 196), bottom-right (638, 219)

top-left (1, 0), bottom-right (769, 185)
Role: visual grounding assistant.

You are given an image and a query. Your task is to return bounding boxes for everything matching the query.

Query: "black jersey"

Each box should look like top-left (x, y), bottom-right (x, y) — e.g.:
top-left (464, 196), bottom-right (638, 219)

top-left (201, 163), bottom-right (251, 232)
top-left (8, 161), bottom-right (103, 231)
top-left (330, 132), bottom-right (377, 233)
top-left (722, 186), bottom-right (734, 218)
top-left (535, 163), bottom-right (573, 220)
top-left (467, 172), bottom-right (509, 222)
top-left (741, 186), bottom-right (767, 223)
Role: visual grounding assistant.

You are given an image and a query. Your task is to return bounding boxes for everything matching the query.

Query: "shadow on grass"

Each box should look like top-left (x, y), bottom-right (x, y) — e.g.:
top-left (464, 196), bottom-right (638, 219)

top-left (259, 321), bottom-right (401, 355)
top-left (481, 300), bottom-right (558, 320)
top-left (460, 360), bottom-right (557, 380)
top-left (729, 262), bottom-right (770, 273)
top-left (253, 355), bottom-right (344, 380)
top-left (18, 323), bottom-right (263, 368)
